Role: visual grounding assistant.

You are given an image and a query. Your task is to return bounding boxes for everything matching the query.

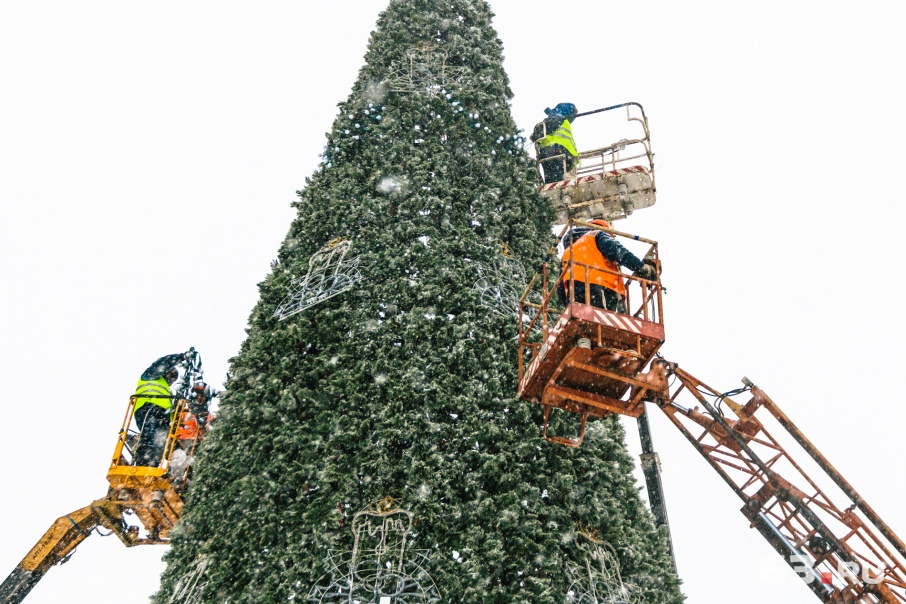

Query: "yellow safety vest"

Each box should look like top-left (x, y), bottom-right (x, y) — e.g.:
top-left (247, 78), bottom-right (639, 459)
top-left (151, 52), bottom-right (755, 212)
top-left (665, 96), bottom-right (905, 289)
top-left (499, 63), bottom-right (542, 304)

top-left (538, 118), bottom-right (578, 157)
top-left (133, 377), bottom-right (173, 413)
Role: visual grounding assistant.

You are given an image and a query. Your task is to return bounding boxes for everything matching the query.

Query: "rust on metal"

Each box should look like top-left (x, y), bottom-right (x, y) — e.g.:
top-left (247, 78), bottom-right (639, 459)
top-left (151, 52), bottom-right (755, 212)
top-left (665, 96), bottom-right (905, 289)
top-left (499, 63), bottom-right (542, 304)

top-left (517, 220), bottom-right (665, 445)
top-left (661, 368), bottom-right (906, 603)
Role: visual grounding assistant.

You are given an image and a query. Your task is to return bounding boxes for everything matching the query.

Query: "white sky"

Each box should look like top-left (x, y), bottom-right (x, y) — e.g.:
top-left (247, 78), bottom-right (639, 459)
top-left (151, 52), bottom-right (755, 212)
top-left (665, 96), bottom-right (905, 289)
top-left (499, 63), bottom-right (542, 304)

top-left (1, 1), bottom-right (905, 603)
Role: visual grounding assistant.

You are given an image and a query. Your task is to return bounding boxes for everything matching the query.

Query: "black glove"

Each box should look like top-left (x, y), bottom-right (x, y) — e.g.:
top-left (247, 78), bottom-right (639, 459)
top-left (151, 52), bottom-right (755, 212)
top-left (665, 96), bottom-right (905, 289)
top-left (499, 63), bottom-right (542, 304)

top-left (635, 263), bottom-right (657, 281)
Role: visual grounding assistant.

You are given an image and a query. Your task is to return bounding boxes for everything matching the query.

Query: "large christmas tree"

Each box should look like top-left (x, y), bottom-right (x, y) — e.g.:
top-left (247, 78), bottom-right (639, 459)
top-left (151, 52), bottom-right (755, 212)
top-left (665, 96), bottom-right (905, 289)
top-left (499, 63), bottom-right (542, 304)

top-left (154, 2), bottom-right (682, 602)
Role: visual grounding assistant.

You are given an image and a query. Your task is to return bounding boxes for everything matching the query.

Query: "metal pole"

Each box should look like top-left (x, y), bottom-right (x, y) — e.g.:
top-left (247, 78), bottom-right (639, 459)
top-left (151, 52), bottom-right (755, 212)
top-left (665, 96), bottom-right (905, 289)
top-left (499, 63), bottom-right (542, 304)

top-left (637, 408), bottom-right (677, 574)
top-left (574, 101), bottom-right (647, 121)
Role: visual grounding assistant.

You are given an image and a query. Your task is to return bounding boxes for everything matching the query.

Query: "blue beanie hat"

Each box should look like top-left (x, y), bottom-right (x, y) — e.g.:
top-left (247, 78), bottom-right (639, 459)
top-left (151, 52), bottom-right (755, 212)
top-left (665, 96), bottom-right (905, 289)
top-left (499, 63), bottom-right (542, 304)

top-left (544, 103), bottom-right (578, 119)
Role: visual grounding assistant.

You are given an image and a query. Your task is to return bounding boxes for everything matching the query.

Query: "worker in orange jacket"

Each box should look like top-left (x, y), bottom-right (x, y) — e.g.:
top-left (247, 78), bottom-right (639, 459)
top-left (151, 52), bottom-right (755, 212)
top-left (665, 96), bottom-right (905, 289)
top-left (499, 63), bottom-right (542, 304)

top-left (559, 219), bottom-right (657, 313)
top-left (176, 412), bottom-right (205, 452)
top-left (176, 411), bottom-right (215, 452)
top-left (176, 382), bottom-right (214, 453)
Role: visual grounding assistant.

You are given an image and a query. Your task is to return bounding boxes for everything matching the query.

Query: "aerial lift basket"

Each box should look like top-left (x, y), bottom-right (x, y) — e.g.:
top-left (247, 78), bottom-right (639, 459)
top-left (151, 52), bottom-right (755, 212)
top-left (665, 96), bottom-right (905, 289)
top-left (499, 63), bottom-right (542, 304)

top-left (517, 220), bottom-right (665, 446)
top-left (535, 102), bottom-right (657, 224)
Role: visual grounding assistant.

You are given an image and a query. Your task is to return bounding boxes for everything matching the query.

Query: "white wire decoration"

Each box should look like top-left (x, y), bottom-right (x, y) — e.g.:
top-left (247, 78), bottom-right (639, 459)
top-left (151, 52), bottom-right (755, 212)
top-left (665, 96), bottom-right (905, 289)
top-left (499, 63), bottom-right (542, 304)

top-left (474, 244), bottom-right (531, 320)
top-left (306, 498), bottom-right (441, 603)
top-left (388, 44), bottom-right (463, 96)
top-left (274, 239), bottom-right (363, 320)
top-left (167, 556), bottom-right (210, 604)
top-left (565, 533), bottom-right (644, 604)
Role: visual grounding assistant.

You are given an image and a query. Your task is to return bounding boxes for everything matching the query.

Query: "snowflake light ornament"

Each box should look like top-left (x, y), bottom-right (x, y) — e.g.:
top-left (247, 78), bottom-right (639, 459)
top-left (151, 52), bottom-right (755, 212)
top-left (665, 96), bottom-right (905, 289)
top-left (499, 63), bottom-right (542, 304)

top-left (273, 239), bottom-right (363, 320)
top-left (306, 497), bottom-right (441, 603)
top-left (388, 43), bottom-right (463, 97)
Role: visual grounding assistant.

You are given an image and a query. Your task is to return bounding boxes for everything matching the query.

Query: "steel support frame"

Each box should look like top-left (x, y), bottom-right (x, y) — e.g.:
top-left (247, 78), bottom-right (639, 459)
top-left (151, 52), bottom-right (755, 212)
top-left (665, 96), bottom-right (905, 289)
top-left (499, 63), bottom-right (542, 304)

top-left (659, 367), bottom-right (906, 603)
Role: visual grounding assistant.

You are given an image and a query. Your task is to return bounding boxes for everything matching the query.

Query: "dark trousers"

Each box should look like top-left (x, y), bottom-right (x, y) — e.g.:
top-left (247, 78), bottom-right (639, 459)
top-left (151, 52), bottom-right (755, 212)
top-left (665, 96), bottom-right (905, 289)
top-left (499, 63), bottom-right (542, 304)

top-left (134, 404), bottom-right (172, 467)
top-left (538, 144), bottom-right (575, 183)
top-left (558, 280), bottom-right (627, 313)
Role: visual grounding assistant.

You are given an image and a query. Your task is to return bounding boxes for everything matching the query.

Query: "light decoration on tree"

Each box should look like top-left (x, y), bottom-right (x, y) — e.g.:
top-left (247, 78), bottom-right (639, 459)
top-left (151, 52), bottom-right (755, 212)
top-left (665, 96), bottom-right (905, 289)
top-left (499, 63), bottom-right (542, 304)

top-left (388, 43), bottom-right (463, 97)
top-left (306, 497), bottom-right (440, 603)
top-left (166, 556), bottom-right (210, 604)
top-left (273, 238), bottom-right (363, 320)
top-left (565, 528), bottom-right (644, 604)
top-left (474, 242), bottom-right (534, 321)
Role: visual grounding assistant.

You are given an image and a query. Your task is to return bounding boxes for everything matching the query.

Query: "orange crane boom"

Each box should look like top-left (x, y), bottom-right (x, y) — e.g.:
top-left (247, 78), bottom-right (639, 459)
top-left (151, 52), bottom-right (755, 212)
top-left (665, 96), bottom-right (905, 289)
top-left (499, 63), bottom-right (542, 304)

top-left (656, 365), bottom-right (906, 602)
top-left (517, 220), bottom-right (906, 602)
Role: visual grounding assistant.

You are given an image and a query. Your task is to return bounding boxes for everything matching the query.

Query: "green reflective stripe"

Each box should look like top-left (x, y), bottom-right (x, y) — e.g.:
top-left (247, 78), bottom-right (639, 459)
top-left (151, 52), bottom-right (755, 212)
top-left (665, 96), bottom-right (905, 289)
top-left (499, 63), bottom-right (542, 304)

top-left (542, 126), bottom-right (577, 155)
top-left (135, 391), bottom-right (170, 400)
top-left (539, 119), bottom-right (577, 156)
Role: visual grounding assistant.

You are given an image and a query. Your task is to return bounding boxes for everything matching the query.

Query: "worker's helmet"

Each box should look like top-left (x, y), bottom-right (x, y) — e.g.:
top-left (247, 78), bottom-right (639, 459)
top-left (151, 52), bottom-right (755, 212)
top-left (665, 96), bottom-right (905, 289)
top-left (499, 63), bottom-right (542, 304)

top-left (589, 219), bottom-right (614, 237)
top-left (545, 103), bottom-right (578, 121)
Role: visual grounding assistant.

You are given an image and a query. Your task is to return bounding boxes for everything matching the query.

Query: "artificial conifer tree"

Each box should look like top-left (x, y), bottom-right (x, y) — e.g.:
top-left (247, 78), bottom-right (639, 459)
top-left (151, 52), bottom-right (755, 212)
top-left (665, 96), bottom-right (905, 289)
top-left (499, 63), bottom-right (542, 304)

top-left (154, 1), bottom-right (683, 602)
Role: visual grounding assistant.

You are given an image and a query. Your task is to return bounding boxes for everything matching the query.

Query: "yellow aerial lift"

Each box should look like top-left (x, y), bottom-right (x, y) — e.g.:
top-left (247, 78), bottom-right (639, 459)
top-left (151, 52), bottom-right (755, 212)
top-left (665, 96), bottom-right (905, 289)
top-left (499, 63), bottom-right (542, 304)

top-left (0, 349), bottom-right (212, 604)
top-left (520, 106), bottom-right (906, 601)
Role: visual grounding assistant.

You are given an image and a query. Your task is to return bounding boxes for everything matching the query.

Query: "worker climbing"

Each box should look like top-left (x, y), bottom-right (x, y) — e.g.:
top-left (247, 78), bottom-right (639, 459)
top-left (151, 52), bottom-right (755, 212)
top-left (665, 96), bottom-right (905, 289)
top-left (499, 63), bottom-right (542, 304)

top-left (531, 102), bottom-right (579, 183)
top-left (559, 219), bottom-right (658, 313)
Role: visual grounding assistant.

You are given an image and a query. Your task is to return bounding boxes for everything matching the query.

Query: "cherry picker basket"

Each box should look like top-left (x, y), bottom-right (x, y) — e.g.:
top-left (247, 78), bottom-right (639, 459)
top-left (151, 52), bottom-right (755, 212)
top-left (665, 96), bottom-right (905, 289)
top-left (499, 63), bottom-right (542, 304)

top-left (102, 394), bottom-right (199, 544)
top-left (517, 220), bottom-right (666, 445)
top-left (535, 102), bottom-right (656, 223)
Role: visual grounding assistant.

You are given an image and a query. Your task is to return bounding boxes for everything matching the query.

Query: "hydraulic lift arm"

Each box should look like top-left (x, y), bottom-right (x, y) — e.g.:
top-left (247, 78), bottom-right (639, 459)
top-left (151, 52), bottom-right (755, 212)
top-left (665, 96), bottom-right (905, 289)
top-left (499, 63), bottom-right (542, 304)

top-left (0, 348), bottom-right (209, 604)
top-left (654, 363), bottom-right (906, 603)
top-left (636, 407), bottom-right (677, 573)
top-left (0, 505), bottom-right (99, 604)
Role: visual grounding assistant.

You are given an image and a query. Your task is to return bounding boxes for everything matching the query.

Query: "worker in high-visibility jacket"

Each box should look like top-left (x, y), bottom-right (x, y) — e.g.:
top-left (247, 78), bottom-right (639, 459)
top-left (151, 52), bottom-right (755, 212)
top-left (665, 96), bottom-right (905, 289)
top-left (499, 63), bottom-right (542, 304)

top-left (559, 219), bottom-right (658, 313)
top-left (531, 102), bottom-right (579, 183)
top-left (132, 356), bottom-right (181, 467)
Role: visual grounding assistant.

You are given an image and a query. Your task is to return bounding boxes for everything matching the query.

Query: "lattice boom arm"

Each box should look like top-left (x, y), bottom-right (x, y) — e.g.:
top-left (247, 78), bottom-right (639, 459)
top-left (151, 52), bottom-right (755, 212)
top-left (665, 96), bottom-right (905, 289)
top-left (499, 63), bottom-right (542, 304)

top-left (654, 363), bottom-right (906, 604)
